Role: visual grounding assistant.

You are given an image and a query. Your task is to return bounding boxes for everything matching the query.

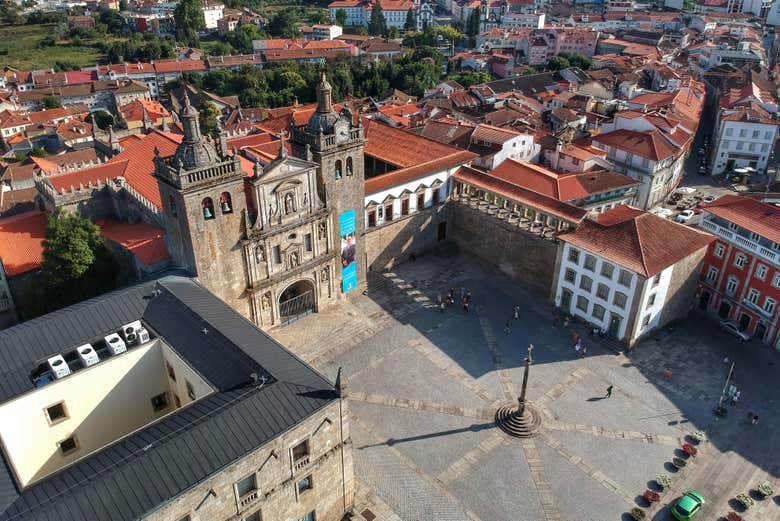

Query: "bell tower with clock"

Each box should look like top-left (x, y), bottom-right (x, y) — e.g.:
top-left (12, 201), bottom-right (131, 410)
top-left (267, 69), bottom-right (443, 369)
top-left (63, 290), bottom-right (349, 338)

top-left (291, 72), bottom-right (367, 294)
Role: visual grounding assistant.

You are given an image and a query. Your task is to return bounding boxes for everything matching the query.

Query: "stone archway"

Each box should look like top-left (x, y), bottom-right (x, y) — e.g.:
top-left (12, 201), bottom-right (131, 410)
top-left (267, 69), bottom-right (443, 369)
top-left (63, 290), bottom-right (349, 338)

top-left (278, 279), bottom-right (316, 326)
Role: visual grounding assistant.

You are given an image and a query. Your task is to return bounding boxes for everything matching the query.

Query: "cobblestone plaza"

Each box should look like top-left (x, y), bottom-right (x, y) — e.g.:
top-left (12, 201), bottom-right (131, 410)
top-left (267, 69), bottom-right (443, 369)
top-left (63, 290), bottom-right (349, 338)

top-left (272, 246), bottom-right (780, 521)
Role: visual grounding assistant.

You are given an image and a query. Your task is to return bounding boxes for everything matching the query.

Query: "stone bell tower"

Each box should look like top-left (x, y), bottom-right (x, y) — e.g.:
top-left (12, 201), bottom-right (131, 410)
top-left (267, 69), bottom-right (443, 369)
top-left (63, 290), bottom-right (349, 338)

top-left (291, 72), bottom-right (367, 294)
top-left (154, 94), bottom-right (250, 316)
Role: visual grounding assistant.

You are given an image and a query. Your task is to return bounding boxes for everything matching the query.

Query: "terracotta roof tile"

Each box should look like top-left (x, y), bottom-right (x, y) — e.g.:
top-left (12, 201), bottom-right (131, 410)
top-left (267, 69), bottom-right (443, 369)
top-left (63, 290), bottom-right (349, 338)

top-left (0, 210), bottom-right (47, 276)
top-left (593, 129), bottom-right (679, 161)
top-left (96, 219), bottom-right (170, 266)
top-left (558, 205), bottom-right (714, 277)
top-left (452, 166), bottom-right (587, 223)
top-left (701, 195), bottom-right (780, 245)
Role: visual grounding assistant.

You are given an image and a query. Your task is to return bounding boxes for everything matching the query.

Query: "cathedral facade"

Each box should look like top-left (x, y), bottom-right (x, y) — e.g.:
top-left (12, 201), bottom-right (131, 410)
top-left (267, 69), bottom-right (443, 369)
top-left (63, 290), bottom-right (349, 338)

top-left (154, 73), bottom-right (367, 328)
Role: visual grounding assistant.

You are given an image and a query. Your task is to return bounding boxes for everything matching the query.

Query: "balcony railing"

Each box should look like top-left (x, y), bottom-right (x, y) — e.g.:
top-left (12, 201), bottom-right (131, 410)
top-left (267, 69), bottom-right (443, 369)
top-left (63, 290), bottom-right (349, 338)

top-left (742, 298), bottom-right (774, 318)
top-left (293, 455), bottom-right (309, 471)
top-left (239, 490), bottom-right (259, 509)
top-left (700, 218), bottom-right (779, 267)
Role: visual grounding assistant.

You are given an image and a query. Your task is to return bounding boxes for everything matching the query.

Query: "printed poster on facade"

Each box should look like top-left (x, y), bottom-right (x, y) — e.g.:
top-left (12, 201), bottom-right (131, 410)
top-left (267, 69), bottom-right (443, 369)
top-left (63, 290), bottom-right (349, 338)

top-left (340, 209), bottom-right (357, 293)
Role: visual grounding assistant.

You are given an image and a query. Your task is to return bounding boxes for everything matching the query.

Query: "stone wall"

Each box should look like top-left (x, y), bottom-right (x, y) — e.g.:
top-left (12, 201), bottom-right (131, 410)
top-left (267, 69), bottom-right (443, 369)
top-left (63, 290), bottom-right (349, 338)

top-left (364, 204), bottom-right (450, 272)
top-left (448, 203), bottom-right (559, 297)
top-left (656, 248), bottom-right (708, 331)
top-left (145, 397), bottom-right (354, 521)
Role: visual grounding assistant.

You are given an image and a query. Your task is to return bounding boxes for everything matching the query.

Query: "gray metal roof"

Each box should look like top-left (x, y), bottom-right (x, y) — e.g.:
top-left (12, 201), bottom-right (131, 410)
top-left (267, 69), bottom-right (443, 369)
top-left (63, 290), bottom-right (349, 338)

top-left (0, 276), bottom-right (337, 521)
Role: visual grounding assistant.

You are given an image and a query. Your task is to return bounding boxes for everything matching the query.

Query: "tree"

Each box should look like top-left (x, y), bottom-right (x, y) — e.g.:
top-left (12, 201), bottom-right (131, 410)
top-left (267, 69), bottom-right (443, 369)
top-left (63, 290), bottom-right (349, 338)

top-left (36, 213), bottom-right (117, 314)
top-left (29, 146), bottom-right (48, 158)
top-left (335, 8), bottom-right (347, 27)
top-left (174, 0), bottom-right (205, 46)
top-left (267, 10), bottom-right (300, 38)
top-left (404, 8), bottom-right (416, 32)
top-left (388, 26), bottom-right (399, 39)
top-left (466, 8), bottom-right (480, 37)
top-left (119, 0), bottom-right (128, 10)
top-left (449, 71), bottom-right (492, 88)
top-left (437, 25), bottom-right (463, 43)
top-left (225, 23), bottom-right (264, 54)
top-left (367, 3), bottom-right (387, 36)
top-left (41, 96), bottom-right (62, 109)
top-left (198, 99), bottom-right (220, 137)
top-left (569, 53), bottom-right (592, 70)
top-left (547, 55), bottom-right (570, 71)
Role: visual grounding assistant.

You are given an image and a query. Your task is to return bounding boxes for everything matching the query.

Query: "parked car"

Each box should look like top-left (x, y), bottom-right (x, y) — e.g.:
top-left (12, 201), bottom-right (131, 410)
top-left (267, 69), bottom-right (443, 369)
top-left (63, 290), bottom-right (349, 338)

top-left (719, 321), bottom-right (750, 341)
top-left (702, 195), bottom-right (717, 203)
top-left (675, 210), bottom-right (695, 223)
top-left (650, 207), bottom-right (674, 219)
top-left (672, 490), bottom-right (705, 521)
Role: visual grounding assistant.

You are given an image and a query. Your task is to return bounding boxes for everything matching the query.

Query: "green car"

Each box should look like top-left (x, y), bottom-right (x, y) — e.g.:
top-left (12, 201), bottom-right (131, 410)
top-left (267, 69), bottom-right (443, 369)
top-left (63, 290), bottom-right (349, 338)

top-left (672, 490), bottom-right (705, 520)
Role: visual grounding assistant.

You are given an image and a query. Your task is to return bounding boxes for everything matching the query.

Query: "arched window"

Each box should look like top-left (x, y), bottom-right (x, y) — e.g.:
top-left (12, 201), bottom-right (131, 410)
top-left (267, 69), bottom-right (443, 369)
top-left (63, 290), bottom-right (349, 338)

top-left (202, 197), bottom-right (215, 220)
top-left (335, 159), bottom-right (342, 180)
top-left (169, 195), bottom-right (177, 217)
top-left (346, 157), bottom-right (353, 176)
top-left (220, 191), bottom-right (232, 214)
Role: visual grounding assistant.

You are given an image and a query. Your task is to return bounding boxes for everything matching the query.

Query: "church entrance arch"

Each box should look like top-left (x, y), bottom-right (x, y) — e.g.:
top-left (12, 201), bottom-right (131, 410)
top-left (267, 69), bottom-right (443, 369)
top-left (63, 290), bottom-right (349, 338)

top-left (278, 279), bottom-right (316, 325)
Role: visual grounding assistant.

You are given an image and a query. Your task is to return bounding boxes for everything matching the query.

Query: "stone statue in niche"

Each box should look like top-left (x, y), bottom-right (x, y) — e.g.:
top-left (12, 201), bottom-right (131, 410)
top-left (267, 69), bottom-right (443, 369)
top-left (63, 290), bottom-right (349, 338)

top-left (261, 292), bottom-right (271, 309)
top-left (255, 245), bottom-right (265, 263)
top-left (318, 221), bottom-right (326, 240)
top-left (303, 192), bottom-right (308, 207)
top-left (284, 192), bottom-right (295, 214)
top-left (269, 199), bottom-right (278, 221)
top-left (289, 251), bottom-right (299, 267)
top-left (321, 266), bottom-right (329, 283)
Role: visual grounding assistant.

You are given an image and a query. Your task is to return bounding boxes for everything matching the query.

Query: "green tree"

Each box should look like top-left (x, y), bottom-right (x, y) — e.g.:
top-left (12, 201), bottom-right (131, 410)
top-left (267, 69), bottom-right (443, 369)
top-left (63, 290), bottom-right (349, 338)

top-left (568, 53), bottom-right (592, 70)
top-left (35, 213), bottom-right (116, 314)
top-left (404, 8), bottom-right (416, 32)
top-left (198, 99), bottom-right (220, 137)
top-left (388, 26), bottom-right (399, 39)
top-left (367, 3), bottom-right (387, 36)
top-left (28, 146), bottom-right (48, 158)
top-left (335, 8), bottom-right (347, 26)
top-left (437, 24), bottom-right (463, 43)
top-left (267, 10), bottom-right (300, 38)
top-left (466, 8), bottom-right (480, 37)
top-left (41, 96), bottom-right (62, 109)
top-left (119, 0), bottom-right (128, 10)
top-left (225, 23), bottom-right (264, 53)
top-left (449, 71), bottom-right (492, 88)
top-left (547, 55), bottom-right (570, 71)
top-left (174, 0), bottom-right (205, 46)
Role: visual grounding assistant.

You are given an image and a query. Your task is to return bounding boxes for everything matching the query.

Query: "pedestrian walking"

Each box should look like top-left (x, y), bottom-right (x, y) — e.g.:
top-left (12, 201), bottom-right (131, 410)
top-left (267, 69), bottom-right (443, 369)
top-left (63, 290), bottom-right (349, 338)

top-left (463, 295), bottom-right (470, 313)
top-left (460, 287), bottom-right (466, 300)
top-left (440, 300), bottom-right (445, 313)
top-left (664, 368), bottom-right (672, 381)
top-left (752, 414), bottom-right (759, 425)
top-left (513, 305), bottom-right (520, 319)
top-left (574, 340), bottom-right (581, 356)
top-left (580, 345), bottom-right (587, 358)
top-left (732, 390), bottom-right (741, 405)
top-left (605, 385), bottom-right (613, 398)
top-left (504, 321), bottom-right (511, 334)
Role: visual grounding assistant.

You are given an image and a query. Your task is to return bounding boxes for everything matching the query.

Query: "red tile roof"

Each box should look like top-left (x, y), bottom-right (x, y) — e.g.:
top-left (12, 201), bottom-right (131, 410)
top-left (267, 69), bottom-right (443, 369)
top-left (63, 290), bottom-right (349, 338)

top-left (593, 129), bottom-right (679, 161)
top-left (0, 210), bottom-right (47, 276)
top-left (96, 219), bottom-right (170, 266)
top-left (701, 195), bottom-right (780, 245)
top-left (452, 166), bottom-right (587, 223)
top-left (153, 59), bottom-right (207, 74)
top-left (558, 205), bottom-right (714, 277)
top-left (489, 159), bottom-right (638, 201)
top-left (471, 124), bottom-right (522, 145)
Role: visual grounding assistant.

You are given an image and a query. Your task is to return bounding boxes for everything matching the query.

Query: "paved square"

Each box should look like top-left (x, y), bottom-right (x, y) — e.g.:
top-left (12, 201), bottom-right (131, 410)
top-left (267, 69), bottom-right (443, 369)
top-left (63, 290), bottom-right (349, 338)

top-left (272, 248), bottom-right (780, 521)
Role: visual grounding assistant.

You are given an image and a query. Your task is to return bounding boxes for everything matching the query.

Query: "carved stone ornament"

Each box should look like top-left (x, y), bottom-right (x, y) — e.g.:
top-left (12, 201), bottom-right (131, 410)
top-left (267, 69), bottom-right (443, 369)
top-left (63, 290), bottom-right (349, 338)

top-left (261, 292), bottom-right (271, 310)
top-left (255, 245), bottom-right (265, 263)
top-left (318, 221), bottom-right (326, 240)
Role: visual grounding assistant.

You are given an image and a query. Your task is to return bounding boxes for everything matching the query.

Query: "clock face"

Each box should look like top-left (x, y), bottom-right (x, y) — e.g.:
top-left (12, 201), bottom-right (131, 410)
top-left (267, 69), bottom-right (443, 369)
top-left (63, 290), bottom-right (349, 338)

top-left (335, 120), bottom-right (349, 143)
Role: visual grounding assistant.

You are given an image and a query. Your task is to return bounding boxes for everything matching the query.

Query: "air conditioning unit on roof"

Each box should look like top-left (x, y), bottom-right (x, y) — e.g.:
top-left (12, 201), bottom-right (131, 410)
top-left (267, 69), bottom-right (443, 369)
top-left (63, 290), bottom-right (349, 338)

top-left (104, 333), bottom-right (127, 355)
top-left (137, 327), bottom-right (151, 344)
top-left (47, 354), bottom-right (71, 379)
top-left (122, 320), bottom-right (143, 345)
top-left (77, 344), bottom-right (99, 367)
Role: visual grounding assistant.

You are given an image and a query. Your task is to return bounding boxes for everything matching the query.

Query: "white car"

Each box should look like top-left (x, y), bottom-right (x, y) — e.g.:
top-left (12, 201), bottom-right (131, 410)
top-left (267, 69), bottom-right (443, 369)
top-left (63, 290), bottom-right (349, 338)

top-left (650, 208), bottom-right (674, 219)
top-left (675, 210), bottom-right (695, 223)
top-left (719, 321), bottom-right (750, 341)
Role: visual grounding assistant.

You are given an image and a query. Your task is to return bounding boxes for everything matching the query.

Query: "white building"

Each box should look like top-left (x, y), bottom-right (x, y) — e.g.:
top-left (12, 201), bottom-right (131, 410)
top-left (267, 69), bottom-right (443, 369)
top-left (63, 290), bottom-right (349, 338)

top-left (328, 0), bottom-right (433, 31)
top-left (553, 205), bottom-right (714, 346)
top-left (202, 1), bottom-right (225, 30)
top-left (710, 107), bottom-right (779, 176)
top-left (592, 122), bottom-right (689, 209)
top-left (499, 12), bottom-right (545, 29)
top-left (468, 123), bottom-right (540, 169)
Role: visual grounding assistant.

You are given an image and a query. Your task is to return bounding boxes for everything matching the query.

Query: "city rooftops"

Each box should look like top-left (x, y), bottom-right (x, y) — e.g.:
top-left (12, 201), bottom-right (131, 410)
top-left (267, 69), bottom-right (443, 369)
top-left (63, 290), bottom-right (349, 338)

top-left (0, 276), bottom-right (336, 520)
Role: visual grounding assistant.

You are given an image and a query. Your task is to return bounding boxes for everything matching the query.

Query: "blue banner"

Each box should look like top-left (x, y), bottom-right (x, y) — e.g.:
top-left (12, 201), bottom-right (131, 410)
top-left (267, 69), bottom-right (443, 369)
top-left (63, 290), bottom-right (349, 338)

top-left (339, 210), bottom-right (357, 293)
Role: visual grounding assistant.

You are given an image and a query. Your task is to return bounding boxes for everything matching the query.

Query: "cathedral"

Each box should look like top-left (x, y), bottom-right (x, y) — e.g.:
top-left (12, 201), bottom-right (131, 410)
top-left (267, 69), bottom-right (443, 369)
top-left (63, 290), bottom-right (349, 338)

top-left (154, 72), bottom-right (367, 328)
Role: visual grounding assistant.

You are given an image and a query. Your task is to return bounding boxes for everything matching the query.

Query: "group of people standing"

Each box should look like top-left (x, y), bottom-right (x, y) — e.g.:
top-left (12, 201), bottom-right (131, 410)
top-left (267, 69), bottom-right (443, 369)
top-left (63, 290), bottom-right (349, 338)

top-left (438, 287), bottom-right (472, 313)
